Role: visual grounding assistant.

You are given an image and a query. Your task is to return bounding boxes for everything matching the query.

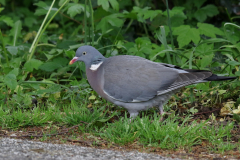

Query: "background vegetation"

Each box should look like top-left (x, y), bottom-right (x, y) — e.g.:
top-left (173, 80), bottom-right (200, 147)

top-left (0, 0), bottom-right (240, 158)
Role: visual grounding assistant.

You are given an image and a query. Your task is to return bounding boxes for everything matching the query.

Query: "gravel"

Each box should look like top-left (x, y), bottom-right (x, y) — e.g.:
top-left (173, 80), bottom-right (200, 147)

top-left (0, 138), bottom-right (180, 160)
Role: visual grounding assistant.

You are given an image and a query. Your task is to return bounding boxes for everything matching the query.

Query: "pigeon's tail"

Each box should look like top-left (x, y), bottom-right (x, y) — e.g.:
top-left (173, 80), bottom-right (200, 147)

top-left (204, 74), bottom-right (237, 81)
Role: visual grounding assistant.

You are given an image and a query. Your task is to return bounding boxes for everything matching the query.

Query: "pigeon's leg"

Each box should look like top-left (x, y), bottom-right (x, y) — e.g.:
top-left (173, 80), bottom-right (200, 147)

top-left (159, 102), bottom-right (164, 121)
top-left (129, 112), bottom-right (139, 123)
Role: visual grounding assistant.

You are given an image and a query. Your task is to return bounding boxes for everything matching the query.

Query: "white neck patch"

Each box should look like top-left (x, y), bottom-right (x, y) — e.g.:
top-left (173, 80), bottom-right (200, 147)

top-left (90, 62), bottom-right (103, 71)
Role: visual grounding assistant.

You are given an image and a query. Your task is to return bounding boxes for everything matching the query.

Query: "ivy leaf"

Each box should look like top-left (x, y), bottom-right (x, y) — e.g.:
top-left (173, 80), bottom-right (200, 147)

top-left (67, 4), bottom-right (88, 18)
top-left (0, 15), bottom-right (13, 26)
top-left (173, 25), bottom-right (200, 48)
top-left (198, 23), bottom-right (224, 38)
top-left (194, 5), bottom-right (219, 22)
top-left (24, 59), bottom-right (44, 72)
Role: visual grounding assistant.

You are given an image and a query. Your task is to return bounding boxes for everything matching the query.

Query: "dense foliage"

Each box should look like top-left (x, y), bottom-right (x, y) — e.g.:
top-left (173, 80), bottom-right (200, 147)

top-left (0, 0), bottom-right (239, 110)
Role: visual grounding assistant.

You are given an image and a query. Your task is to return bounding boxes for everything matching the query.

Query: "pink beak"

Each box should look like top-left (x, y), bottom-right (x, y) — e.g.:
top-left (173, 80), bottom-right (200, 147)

top-left (69, 57), bottom-right (78, 65)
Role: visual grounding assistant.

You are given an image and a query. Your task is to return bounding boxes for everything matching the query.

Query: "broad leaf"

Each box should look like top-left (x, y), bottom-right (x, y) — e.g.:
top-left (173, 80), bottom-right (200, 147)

top-left (0, 15), bottom-right (13, 26)
top-left (194, 5), bottom-right (219, 22)
top-left (98, 0), bottom-right (109, 11)
top-left (96, 13), bottom-right (124, 33)
top-left (173, 25), bottom-right (200, 48)
top-left (24, 59), bottom-right (43, 72)
top-left (6, 46), bottom-right (18, 55)
top-left (198, 23), bottom-right (224, 38)
top-left (109, 0), bottom-right (119, 11)
top-left (10, 20), bottom-right (22, 46)
top-left (201, 54), bottom-right (214, 68)
top-left (67, 4), bottom-right (88, 18)
top-left (4, 74), bottom-right (17, 90)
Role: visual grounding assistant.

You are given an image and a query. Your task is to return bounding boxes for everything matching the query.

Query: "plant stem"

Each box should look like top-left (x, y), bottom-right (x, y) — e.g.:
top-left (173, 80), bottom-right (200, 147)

top-left (29, 0), bottom-right (56, 53)
top-left (0, 29), bottom-right (9, 66)
top-left (37, 43), bottom-right (56, 47)
top-left (84, 0), bottom-right (88, 45)
top-left (28, 0), bottom-right (69, 61)
top-left (124, 19), bottom-right (133, 33)
top-left (143, 23), bottom-right (149, 37)
top-left (166, 0), bottom-right (174, 50)
top-left (166, 0), bottom-right (175, 64)
top-left (88, 0), bottom-right (94, 46)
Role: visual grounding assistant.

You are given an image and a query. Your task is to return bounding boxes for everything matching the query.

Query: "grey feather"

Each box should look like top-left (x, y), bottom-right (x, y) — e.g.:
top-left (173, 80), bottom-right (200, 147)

top-left (70, 45), bottom-right (236, 119)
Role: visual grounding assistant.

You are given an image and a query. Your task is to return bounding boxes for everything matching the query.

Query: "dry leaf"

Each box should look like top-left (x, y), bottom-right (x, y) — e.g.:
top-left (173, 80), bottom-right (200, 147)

top-left (233, 105), bottom-right (240, 114)
top-left (220, 101), bottom-right (235, 116)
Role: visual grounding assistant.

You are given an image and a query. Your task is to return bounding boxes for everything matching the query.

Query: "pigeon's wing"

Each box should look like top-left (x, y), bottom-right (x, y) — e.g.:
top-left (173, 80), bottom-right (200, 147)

top-left (102, 55), bottom-right (212, 102)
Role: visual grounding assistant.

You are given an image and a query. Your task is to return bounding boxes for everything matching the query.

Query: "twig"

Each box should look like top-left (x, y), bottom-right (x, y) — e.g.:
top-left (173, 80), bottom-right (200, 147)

top-left (0, 121), bottom-right (88, 138)
top-left (67, 139), bottom-right (93, 146)
top-left (193, 109), bottom-right (221, 116)
top-left (59, 12), bottom-right (82, 24)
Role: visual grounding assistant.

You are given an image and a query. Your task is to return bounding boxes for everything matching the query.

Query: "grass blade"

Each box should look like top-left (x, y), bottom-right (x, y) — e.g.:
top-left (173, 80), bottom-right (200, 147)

top-left (29, 0), bottom-right (56, 53)
top-left (11, 20), bottom-right (22, 46)
top-left (0, 29), bottom-right (9, 66)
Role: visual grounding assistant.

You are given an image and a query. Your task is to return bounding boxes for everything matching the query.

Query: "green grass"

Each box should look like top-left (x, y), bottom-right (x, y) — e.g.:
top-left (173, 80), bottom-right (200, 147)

top-left (0, 100), bottom-right (237, 154)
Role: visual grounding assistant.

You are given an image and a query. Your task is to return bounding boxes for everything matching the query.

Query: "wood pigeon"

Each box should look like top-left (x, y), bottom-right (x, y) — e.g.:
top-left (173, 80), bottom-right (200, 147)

top-left (69, 45), bottom-right (236, 119)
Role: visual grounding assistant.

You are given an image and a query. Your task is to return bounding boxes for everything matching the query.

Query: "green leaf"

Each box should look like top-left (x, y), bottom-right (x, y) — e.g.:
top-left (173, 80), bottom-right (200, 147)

top-left (133, 6), bottom-right (161, 22)
top-left (6, 46), bottom-right (18, 55)
top-left (201, 54), bottom-right (214, 68)
top-left (228, 61), bottom-right (240, 66)
top-left (173, 25), bottom-right (200, 48)
top-left (96, 13), bottom-right (124, 33)
top-left (24, 17), bottom-right (36, 28)
top-left (109, 0), bottom-right (119, 11)
top-left (0, 15), bottom-right (13, 26)
top-left (4, 74), bottom-right (17, 90)
top-left (98, 0), bottom-right (109, 11)
top-left (24, 59), bottom-right (44, 72)
top-left (34, 1), bottom-right (57, 17)
top-left (0, 0), bottom-right (5, 5)
top-left (9, 68), bottom-right (19, 76)
top-left (163, 7), bottom-right (185, 17)
top-left (67, 4), bottom-right (87, 18)
top-left (170, 13), bottom-right (187, 27)
top-left (23, 94), bottom-right (32, 106)
top-left (235, 71), bottom-right (240, 76)
top-left (194, 5), bottom-right (219, 22)
top-left (195, 43), bottom-right (213, 56)
top-left (34, 1), bottom-right (47, 7)
top-left (10, 20), bottom-right (22, 46)
top-left (193, 0), bottom-right (207, 9)
top-left (198, 23), bottom-right (224, 38)
top-left (39, 62), bottom-right (63, 72)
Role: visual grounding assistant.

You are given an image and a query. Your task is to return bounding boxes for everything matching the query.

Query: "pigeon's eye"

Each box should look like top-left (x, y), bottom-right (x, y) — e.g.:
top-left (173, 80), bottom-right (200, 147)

top-left (83, 52), bottom-right (87, 55)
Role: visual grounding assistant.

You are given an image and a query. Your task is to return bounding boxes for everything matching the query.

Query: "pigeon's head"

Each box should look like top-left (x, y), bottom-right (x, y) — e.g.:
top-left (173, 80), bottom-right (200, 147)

top-left (69, 45), bottom-right (105, 69)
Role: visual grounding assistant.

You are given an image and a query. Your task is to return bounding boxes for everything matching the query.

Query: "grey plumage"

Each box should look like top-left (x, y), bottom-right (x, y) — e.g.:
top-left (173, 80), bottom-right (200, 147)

top-left (69, 45), bottom-right (236, 119)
